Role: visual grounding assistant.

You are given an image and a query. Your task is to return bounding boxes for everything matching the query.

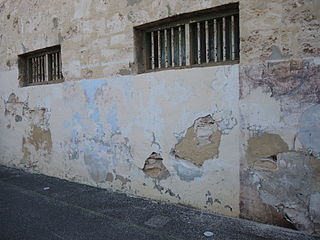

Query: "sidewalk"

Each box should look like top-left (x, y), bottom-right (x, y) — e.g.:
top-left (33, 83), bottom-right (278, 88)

top-left (0, 165), bottom-right (319, 240)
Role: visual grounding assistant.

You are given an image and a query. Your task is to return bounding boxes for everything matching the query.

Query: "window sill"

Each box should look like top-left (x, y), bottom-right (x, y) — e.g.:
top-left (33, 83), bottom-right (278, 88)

top-left (23, 79), bottom-right (64, 87)
top-left (142, 59), bottom-right (239, 74)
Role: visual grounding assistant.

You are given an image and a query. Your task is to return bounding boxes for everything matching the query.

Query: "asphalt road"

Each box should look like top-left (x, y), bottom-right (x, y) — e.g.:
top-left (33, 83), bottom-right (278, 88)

top-left (0, 165), bottom-right (319, 240)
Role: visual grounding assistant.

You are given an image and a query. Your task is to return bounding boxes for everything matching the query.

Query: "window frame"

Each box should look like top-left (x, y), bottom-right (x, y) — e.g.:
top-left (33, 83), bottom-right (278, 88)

top-left (134, 3), bottom-right (239, 74)
top-left (18, 45), bottom-right (64, 87)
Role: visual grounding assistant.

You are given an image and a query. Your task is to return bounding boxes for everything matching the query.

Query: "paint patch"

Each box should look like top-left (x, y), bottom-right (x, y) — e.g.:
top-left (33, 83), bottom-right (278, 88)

top-left (115, 174), bottom-right (131, 186)
top-left (269, 45), bottom-right (290, 60)
top-left (127, 0), bottom-right (142, 6)
top-left (28, 125), bottom-right (52, 153)
top-left (174, 115), bottom-right (221, 166)
top-left (4, 93), bottom-right (25, 117)
top-left (173, 159), bottom-right (203, 182)
top-left (143, 152), bottom-right (169, 180)
top-left (84, 153), bottom-right (108, 183)
top-left (106, 104), bottom-right (119, 133)
top-left (298, 104), bottom-right (320, 156)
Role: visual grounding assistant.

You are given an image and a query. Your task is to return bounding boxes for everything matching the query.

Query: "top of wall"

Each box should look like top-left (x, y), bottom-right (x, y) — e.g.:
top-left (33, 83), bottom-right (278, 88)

top-left (0, 0), bottom-right (319, 81)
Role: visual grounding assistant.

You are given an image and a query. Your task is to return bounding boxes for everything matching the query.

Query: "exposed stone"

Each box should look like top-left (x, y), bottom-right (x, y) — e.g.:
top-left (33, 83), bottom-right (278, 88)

top-left (4, 93), bottom-right (25, 116)
top-left (240, 170), bottom-right (296, 229)
top-left (115, 174), bottom-right (131, 186)
top-left (256, 151), bottom-right (318, 233)
top-left (246, 133), bottom-right (289, 167)
top-left (106, 172), bottom-right (114, 182)
top-left (309, 192), bottom-right (320, 224)
top-left (143, 152), bottom-right (169, 180)
top-left (174, 115), bottom-right (221, 166)
top-left (27, 125), bottom-right (52, 153)
top-left (1, 0), bottom-right (319, 235)
top-left (253, 158), bottom-right (278, 172)
top-left (118, 68), bottom-right (131, 75)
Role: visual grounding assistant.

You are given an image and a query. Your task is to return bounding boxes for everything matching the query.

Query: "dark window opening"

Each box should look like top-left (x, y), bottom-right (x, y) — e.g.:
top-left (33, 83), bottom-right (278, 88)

top-left (18, 45), bottom-right (63, 86)
top-left (134, 3), bottom-right (239, 73)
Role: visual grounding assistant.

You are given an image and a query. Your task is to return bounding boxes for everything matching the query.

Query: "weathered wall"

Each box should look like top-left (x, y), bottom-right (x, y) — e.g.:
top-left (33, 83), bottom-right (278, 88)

top-left (0, 0), bottom-right (319, 234)
top-left (0, 66), bottom-right (240, 217)
top-left (239, 0), bottom-right (320, 234)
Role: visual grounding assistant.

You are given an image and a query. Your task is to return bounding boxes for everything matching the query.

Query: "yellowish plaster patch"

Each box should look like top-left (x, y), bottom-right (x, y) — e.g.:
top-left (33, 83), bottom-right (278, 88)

top-left (246, 133), bottom-right (288, 167)
top-left (174, 115), bottom-right (222, 166)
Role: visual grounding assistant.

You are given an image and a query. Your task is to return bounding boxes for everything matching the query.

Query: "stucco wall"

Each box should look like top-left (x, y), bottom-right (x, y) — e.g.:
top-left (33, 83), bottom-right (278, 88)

top-left (0, 66), bottom-right (240, 217)
top-left (0, 0), bottom-right (319, 234)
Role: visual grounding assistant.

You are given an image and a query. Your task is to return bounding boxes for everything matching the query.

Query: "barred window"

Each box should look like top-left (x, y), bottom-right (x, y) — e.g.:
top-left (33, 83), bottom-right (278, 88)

top-left (18, 45), bottom-right (63, 86)
top-left (134, 3), bottom-right (239, 73)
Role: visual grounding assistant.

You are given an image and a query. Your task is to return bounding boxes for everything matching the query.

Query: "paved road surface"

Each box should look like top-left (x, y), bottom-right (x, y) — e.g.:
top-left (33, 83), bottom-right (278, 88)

top-left (0, 166), bottom-right (319, 240)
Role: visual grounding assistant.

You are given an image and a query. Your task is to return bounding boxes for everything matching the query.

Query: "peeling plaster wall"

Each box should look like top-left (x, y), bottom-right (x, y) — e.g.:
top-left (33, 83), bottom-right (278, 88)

top-left (238, 0), bottom-right (320, 234)
top-left (0, 65), bottom-right (241, 218)
top-left (0, 0), bottom-right (319, 234)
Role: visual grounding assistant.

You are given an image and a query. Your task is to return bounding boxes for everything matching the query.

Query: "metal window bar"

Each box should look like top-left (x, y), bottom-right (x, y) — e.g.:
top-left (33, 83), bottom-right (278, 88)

top-left (185, 24), bottom-right (190, 66)
top-left (222, 17), bottom-right (226, 61)
top-left (26, 49), bottom-right (62, 84)
top-left (58, 51), bottom-right (61, 79)
top-left (157, 30), bottom-right (161, 69)
top-left (231, 15), bottom-right (235, 60)
top-left (213, 18), bottom-right (217, 62)
top-left (151, 32), bottom-right (155, 69)
top-left (171, 28), bottom-right (175, 67)
top-left (52, 53), bottom-right (56, 80)
top-left (52, 53), bottom-right (58, 80)
top-left (38, 56), bottom-right (42, 82)
top-left (197, 22), bottom-right (201, 64)
top-left (36, 57), bottom-right (39, 82)
top-left (178, 26), bottom-right (182, 66)
top-left (164, 29), bottom-right (168, 68)
top-left (205, 20), bottom-right (209, 63)
top-left (55, 52), bottom-right (58, 80)
top-left (145, 12), bottom-right (239, 70)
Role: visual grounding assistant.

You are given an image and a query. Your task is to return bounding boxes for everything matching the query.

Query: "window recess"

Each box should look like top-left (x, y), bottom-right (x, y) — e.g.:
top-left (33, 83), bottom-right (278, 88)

top-left (18, 45), bottom-right (63, 86)
top-left (134, 3), bottom-right (239, 73)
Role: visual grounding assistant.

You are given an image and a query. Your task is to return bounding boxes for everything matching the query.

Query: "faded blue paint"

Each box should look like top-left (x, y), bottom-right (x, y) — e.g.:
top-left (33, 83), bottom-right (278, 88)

top-left (113, 76), bottom-right (132, 98)
top-left (64, 112), bottom-right (81, 129)
top-left (73, 112), bottom-right (81, 122)
top-left (91, 109), bottom-right (100, 122)
top-left (80, 79), bottom-right (107, 123)
top-left (96, 124), bottom-right (104, 136)
top-left (298, 104), bottom-right (320, 156)
top-left (80, 79), bottom-right (107, 107)
top-left (64, 121), bottom-right (71, 128)
top-left (106, 104), bottom-right (120, 133)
